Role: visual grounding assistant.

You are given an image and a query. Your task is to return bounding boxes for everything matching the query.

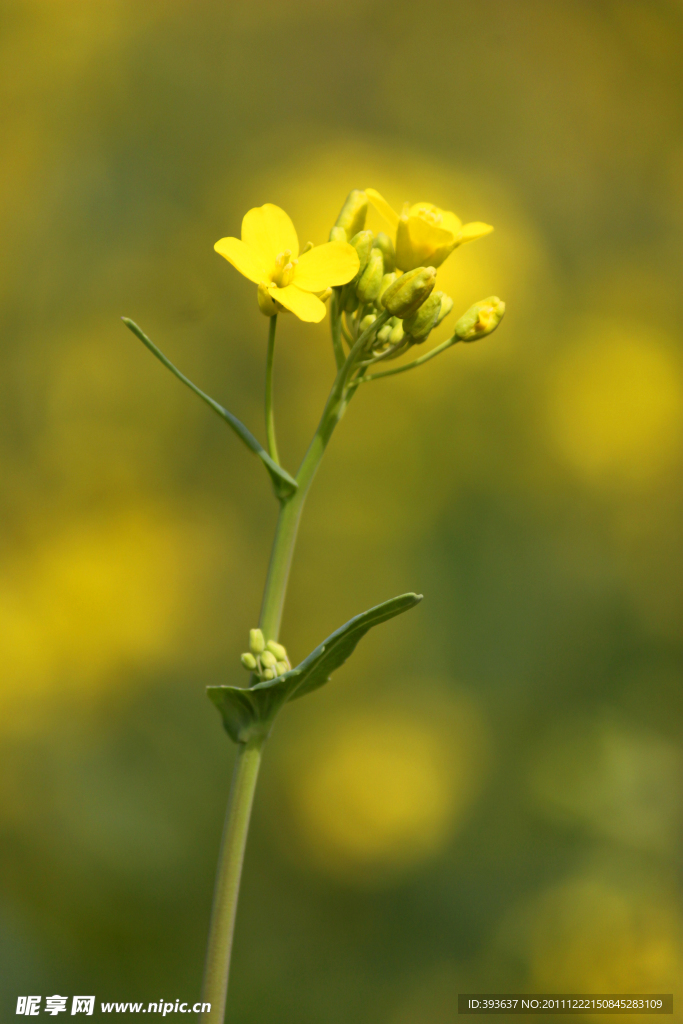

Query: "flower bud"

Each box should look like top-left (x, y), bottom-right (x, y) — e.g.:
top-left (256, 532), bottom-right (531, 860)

top-left (249, 628), bottom-right (265, 654)
top-left (356, 247), bottom-right (384, 303)
top-left (266, 639), bottom-right (288, 661)
top-left (263, 668), bottom-right (275, 680)
top-left (403, 291), bottom-right (443, 343)
top-left (261, 650), bottom-right (277, 669)
top-left (380, 267), bottom-right (437, 318)
top-left (453, 296), bottom-right (506, 342)
top-left (374, 232), bottom-right (396, 273)
top-left (334, 190), bottom-right (368, 240)
top-left (240, 652), bottom-right (257, 671)
top-left (275, 660), bottom-right (289, 676)
top-left (389, 320), bottom-right (405, 345)
top-left (328, 225), bottom-right (347, 243)
top-left (257, 283), bottom-right (279, 317)
top-left (359, 313), bottom-right (377, 332)
top-left (376, 322), bottom-right (393, 345)
top-left (435, 293), bottom-right (454, 327)
top-left (348, 231), bottom-right (375, 279)
top-left (377, 272), bottom-right (397, 305)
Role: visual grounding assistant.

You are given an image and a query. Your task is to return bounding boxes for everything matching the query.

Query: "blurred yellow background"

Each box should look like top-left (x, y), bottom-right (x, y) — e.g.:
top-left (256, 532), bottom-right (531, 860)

top-left (0, 0), bottom-right (680, 1019)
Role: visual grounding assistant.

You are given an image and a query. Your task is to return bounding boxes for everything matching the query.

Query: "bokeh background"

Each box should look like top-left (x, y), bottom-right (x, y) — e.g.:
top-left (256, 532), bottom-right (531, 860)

top-left (1, 0), bottom-right (681, 1019)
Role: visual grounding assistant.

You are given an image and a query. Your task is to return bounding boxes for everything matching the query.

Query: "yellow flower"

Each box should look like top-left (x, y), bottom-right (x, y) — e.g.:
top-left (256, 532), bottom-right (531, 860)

top-left (214, 204), bottom-right (360, 323)
top-left (365, 188), bottom-right (493, 272)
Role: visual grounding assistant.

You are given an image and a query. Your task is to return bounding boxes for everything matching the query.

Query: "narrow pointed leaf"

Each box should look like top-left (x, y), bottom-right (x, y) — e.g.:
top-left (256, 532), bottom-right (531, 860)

top-left (266, 591), bottom-right (423, 703)
top-left (207, 593), bottom-right (422, 743)
top-left (122, 318), bottom-right (298, 499)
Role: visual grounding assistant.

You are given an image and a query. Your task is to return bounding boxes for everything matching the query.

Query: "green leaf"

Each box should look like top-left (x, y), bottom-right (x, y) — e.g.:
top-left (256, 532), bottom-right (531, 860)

top-left (122, 318), bottom-right (298, 501)
top-left (207, 592), bottom-right (423, 743)
top-left (206, 683), bottom-right (287, 745)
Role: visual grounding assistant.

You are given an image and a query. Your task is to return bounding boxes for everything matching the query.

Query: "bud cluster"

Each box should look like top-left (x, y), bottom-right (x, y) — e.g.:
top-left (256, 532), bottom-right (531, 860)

top-left (240, 628), bottom-right (291, 681)
top-left (330, 191), bottom-right (455, 364)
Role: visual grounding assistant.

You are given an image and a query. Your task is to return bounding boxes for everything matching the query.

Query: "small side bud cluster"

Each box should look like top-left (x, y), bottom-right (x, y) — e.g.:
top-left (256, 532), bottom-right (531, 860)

top-left (240, 629), bottom-right (291, 681)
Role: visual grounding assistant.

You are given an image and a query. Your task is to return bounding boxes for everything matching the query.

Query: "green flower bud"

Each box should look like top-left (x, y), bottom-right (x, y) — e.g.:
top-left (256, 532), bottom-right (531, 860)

top-left (403, 291), bottom-right (443, 344)
top-left (275, 660), bottom-right (289, 676)
top-left (261, 650), bottom-right (277, 669)
top-left (240, 652), bottom-right (257, 671)
top-left (435, 293), bottom-right (454, 327)
top-left (374, 232), bottom-right (395, 273)
top-left (334, 190), bottom-right (368, 240)
top-left (377, 272), bottom-right (397, 305)
top-left (249, 628), bottom-right (265, 654)
top-left (359, 314), bottom-right (377, 332)
top-left (266, 639), bottom-right (288, 661)
top-left (376, 323), bottom-right (393, 345)
top-left (262, 668), bottom-right (275, 680)
top-left (380, 267), bottom-right (437, 318)
top-left (328, 225), bottom-right (347, 243)
top-left (356, 248), bottom-right (384, 303)
top-left (389, 320), bottom-right (405, 345)
top-left (453, 296), bottom-right (506, 342)
top-left (349, 230), bottom-right (375, 279)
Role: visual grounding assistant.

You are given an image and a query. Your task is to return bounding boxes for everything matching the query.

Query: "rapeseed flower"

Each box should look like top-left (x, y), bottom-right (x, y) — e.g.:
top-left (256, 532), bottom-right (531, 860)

top-left (365, 188), bottom-right (493, 272)
top-left (215, 204), bottom-right (359, 323)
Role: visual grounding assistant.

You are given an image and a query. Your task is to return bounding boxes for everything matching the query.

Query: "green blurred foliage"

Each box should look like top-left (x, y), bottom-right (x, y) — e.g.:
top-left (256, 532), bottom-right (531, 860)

top-left (0, 0), bottom-right (681, 1019)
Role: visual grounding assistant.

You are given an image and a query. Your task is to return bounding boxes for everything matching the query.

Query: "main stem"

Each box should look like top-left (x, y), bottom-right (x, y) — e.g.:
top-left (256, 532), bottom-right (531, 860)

top-left (201, 738), bottom-right (262, 1023)
top-left (201, 303), bottom-right (383, 1022)
top-left (258, 309), bottom-right (388, 642)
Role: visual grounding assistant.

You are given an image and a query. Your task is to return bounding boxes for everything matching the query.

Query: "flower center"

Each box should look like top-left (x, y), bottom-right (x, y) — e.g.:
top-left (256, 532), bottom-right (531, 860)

top-left (414, 204), bottom-right (442, 227)
top-left (272, 250), bottom-right (298, 288)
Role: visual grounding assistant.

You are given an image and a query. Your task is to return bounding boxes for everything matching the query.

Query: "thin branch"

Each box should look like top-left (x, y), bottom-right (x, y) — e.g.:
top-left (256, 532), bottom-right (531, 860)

top-left (122, 318), bottom-right (297, 499)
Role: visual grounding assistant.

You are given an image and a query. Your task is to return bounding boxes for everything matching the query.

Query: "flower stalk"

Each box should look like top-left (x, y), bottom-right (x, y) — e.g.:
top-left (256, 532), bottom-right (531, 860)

top-left (265, 315), bottom-right (279, 465)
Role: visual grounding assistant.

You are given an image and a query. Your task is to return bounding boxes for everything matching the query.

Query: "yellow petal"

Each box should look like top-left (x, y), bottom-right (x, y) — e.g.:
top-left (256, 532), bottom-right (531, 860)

top-left (460, 221), bottom-right (494, 243)
top-left (214, 237), bottom-right (269, 284)
top-left (365, 188), bottom-right (400, 230)
top-left (294, 241), bottom-right (360, 292)
top-left (395, 215), bottom-right (454, 271)
top-left (268, 284), bottom-right (327, 323)
top-left (242, 204), bottom-right (299, 266)
top-left (429, 239), bottom-right (459, 268)
top-left (439, 210), bottom-right (463, 236)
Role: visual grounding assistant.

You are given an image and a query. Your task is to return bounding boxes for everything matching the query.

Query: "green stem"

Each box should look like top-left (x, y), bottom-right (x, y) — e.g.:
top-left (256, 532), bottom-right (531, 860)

top-left (201, 738), bottom-right (263, 1023)
top-left (201, 307), bottom-right (387, 1020)
top-left (265, 315), bottom-right (279, 464)
top-left (257, 310), bottom-right (389, 642)
top-left (360, 333), bottom-right (459, 382)
top-left (330, 290), bottom-right (345, 370)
